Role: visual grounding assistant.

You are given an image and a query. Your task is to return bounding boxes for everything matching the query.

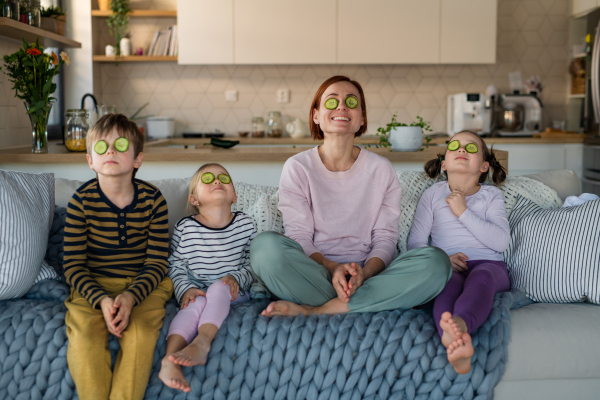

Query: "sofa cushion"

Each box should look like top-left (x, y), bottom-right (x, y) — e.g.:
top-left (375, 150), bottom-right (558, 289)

top-left (522, 169), bottom-right (582, 201)
top-left (506, 197), bottom-right (600, 303)
top-left (0, 170), bottom-right (54, 299)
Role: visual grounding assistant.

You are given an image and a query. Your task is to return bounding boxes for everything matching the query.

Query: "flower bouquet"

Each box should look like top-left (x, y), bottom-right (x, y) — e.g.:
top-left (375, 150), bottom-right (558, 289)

top-left (0, 39), bottom-right (70, 153)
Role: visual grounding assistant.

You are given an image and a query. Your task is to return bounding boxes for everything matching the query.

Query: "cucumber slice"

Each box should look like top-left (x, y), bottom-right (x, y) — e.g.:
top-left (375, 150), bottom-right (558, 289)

top-left (217, 174), bottom-right (231, 184)
top-left (114, 137), bottom-right (129, 152)
top-left (201, 172), bottom-right (215, 184)
top-left (447, 140), bottom-right (460, 151)
top-left (324, 98), bottom-right (338, 110)
top-left (465, 143), bottom-right (478, 153)
top-left (94, 140), bottom-right (108, 155)
top-left (345, 96), bottom-right (358, 109)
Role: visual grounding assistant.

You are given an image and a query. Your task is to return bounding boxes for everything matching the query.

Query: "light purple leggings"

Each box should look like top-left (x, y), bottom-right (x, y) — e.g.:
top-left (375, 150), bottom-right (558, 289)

top-left (167, 281), bottom-right (250, 344)
top-left (433, 259), bottom-right (510, 337)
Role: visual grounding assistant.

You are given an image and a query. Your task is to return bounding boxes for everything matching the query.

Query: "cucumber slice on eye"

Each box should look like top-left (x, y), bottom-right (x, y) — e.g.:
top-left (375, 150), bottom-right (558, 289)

top-left (345, 96), bottom-right (358, 109)
top-left (94, 140), bottom-right (108, 155)
top-left (201, 172), bottom-right (215, 184)
top-left (324, 98), bottom-right (338, 110)
top-left (114, 137), bottom-right (129, 152)
top-left (447, 140), bottom-right (460, 151)
top-left (465, 143), bottom-right (478, 153)
top-left (217, 174), bottom-right (231, 184)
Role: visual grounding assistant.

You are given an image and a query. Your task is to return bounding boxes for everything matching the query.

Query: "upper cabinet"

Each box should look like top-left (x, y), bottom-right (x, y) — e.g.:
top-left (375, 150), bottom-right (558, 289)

top-left (178, 0), bottom-right (234, 64)
top-left (440, 0), bottom-right (497, 64)
top-left (235, 0), bottom-right (336, 64)
top-left (572, 0), bottom-right (600, 16)
top-left (338, 0), bottom-right (440, 64)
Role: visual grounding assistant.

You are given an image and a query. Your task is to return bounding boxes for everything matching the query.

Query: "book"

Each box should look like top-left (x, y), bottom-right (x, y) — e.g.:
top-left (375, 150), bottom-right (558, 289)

top-left (169, 25), bottom-right (177, 56)
top-left (152, 30), bottom-right (164, 56)
top-left (162, 27), bottom-right (172, 56)
top-left (148, 30), bottom-right (160, 56)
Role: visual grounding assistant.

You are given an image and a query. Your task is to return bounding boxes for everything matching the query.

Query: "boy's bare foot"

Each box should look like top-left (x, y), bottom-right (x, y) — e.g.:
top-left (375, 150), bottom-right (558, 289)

top-left (440, 312), bottom-right (467, 348)
top-left (169, 336), bottom-right (212, 367)
top-left (158, 357), bottom-right (191, 392)
top-left (260, 301), bottom-right (313, 317)
top-left (447, 333), bottom-right (474, 374)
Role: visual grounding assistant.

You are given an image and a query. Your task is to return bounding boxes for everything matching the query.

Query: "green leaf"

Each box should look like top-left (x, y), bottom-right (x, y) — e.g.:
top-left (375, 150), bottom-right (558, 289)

top-left (26, 100), bottom-right (46, 114)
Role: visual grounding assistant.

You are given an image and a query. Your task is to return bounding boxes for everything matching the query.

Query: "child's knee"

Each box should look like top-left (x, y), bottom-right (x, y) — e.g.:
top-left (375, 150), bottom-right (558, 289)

top-left (206, 281), bottom-right (232, 300)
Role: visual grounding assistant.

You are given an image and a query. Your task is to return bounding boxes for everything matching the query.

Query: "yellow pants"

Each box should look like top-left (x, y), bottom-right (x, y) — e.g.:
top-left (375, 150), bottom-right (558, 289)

top-left (65, 277), bottom-right (173, 400)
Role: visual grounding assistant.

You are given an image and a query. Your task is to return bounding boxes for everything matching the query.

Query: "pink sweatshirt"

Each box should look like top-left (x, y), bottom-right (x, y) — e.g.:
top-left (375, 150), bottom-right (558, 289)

top-left (278, 147), bottom-right (402, 267)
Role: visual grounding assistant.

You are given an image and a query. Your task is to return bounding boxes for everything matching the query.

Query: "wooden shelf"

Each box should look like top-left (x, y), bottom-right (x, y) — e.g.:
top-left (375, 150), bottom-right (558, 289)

top-left (0, 17), bottom-right (81, 48)
top-left (92, 10), bottom-right (177, 18)
top-left (568, 93), bottom-right (585, 98)
top-left (572, 52), bottom-right (587, 58)
top-left (93, 55), bottom-right (177, 62)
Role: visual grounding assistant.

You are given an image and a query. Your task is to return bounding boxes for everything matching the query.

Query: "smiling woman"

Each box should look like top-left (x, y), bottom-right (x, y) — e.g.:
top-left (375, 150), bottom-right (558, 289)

top-left (250, 75), bottom-right (452, 318)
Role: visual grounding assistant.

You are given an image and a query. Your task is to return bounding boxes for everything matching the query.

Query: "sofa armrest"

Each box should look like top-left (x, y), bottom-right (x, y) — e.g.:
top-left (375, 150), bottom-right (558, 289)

top-left (521, 170), bottom-right (581, 201)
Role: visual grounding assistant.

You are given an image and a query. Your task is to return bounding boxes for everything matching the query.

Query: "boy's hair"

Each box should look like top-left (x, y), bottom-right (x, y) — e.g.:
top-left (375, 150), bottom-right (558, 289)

top-left (86, 113), bottom-right (145, 178)
top-left (187, 163), bottom-right (234, 215)
top-left (424, 130), bottom-right (507, 185)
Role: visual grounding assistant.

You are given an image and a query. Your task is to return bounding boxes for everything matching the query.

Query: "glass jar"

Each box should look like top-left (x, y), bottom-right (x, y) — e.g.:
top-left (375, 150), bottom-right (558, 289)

top-left (266, 111), bottom-right (283, 138)
top-left (251, 116), bottom-right (265, 138)
top-left (20, 0), bottom-right (40, 28)
top-left (65, 109), bottom-right (90, 152)
top-left (2, 1), bottom-right (20, 21)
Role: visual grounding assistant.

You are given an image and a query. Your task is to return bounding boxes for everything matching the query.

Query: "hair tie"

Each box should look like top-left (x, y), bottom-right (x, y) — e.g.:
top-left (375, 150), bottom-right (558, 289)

top-left (439, 157), bottom-right (443, 162)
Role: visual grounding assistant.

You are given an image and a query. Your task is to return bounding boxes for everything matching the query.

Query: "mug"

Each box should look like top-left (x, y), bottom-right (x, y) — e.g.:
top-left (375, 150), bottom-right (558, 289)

top-left (105, 45), bottom-right (116, 57)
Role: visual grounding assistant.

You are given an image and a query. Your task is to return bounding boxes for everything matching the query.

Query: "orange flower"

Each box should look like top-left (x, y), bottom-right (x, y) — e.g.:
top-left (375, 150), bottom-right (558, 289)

top-left (51, 52), bottom-right (58, 65)
top-left (26, 48), bottom-right (42, 56)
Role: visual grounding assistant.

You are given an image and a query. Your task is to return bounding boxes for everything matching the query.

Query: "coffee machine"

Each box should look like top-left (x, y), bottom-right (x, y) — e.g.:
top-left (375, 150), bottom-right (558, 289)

top-left (494, 94), bottom-right (543, 136)
top-left (447, 93), bottom-right (492, 136)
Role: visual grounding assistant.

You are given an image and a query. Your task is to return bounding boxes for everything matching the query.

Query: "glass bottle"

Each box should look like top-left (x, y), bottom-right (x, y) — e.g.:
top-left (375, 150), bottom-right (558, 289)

top-left (2, 1), bottom-right (20, 21)
top-left (20, 0), bottom-right (41, 28)
top-left (65, 109), bottom-right (90, 152)
top-left (251, 116), bottom-right (265, 138)
top-left (266, 111), bottom-right (283, 137)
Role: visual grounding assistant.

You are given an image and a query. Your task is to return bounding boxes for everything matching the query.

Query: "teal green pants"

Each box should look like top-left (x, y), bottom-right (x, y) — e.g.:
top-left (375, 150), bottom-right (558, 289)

top-left (250, 231), bottom-right (452, 313)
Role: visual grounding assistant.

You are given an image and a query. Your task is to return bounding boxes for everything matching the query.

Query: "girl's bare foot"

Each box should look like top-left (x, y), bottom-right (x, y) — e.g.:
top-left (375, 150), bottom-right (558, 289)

top-left (158, 357), bottom-right (191, 392)
top-left (169, 336), bottom-right (211, 367)
top-left (439, 312), bottom-right (467, 348)
top-left (260, 301), bottom-right (313, 317)
top-left (447, 333), bottom-right (474, 374)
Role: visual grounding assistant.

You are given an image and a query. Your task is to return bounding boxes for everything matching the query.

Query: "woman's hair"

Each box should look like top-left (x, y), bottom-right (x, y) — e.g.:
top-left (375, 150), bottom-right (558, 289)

top-left (424, 130), bottom-right (507, 185)
top-left (187, 163), bottom-right (234, 214)
top-left (309, 75), bottom-right (368, 140)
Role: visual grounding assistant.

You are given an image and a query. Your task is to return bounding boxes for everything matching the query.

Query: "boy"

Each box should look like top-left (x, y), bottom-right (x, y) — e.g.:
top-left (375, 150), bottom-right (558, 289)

top-left (63, 114), bottom-right (173, 400)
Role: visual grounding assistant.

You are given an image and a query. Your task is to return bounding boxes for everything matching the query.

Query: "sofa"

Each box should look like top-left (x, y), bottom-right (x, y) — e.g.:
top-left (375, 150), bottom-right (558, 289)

top-left (0, 169), bottom-right (598, 400)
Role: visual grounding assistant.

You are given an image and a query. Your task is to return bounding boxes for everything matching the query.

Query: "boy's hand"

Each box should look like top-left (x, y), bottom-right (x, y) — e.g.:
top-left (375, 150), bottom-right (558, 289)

top-left (112, 292), bottom-right (136, 336)
top-left (449, 252), bottom-right (469, 272)
top-left (446, 189), bottom-right (467, 217)
top-left (331, 263), bottom-right (359, 303)
top-left (221, 275), bottom-right (239, 300)
top-left (180, 288), bottom-right (206, 309)
top-left (99, 296), bottom-right (120, 337)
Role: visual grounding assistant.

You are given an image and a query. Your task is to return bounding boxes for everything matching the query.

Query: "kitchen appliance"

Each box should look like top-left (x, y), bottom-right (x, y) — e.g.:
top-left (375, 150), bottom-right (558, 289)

top-left (146, 116), bottom-right (175, 139)
top-left (447, 93), bottom-right (492, 136)
top-left (495, 94), bottom-right (542, 136)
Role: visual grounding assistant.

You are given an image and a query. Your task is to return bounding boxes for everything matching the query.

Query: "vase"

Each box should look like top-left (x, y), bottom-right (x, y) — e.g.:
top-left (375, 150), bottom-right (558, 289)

top-left (24, 100), bottom-right (53, 154)
top-left (389, 126), bottom-right (423, 152)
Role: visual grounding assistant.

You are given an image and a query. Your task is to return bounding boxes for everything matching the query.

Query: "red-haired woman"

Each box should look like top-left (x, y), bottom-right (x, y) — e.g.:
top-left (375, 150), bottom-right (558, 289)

top-left (250, 76), bottom-right (451, 316)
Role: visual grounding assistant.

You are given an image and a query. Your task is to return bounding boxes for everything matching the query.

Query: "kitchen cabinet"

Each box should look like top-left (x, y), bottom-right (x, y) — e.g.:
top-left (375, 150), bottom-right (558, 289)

top-left (572, 0), bottom-right (599, 17)
top-left (337, 0), bottom-right (440, 64)
top-left (440, 0), bottom-right (497, 63)
top-left (177, 0), bottom-right (234, 64)
top-left (234, 0), bottom-right (336, 64)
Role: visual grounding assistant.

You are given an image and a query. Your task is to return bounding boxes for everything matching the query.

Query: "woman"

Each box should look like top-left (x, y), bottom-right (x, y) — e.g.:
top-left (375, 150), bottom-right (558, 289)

top-left (250, 76), bottom-right (451, 316)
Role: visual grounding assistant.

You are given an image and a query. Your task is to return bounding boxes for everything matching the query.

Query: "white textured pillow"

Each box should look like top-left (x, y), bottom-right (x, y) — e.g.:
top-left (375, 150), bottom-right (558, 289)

top-left (0, 170), bottom-right (54, 299)
top-left (505, 197), bottom-right (600, 304)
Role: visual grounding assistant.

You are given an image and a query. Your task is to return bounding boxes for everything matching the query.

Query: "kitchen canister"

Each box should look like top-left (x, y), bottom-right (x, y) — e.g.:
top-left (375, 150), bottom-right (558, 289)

top-left (65, 109), bottom-right (90, 152)
top-left (146, 117), bottom-right (175, 139)
top-left (120, 38), bottom-right (131, 57)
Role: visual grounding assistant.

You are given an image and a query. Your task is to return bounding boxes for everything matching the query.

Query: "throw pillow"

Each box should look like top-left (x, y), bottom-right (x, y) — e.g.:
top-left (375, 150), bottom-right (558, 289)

top-left (0, 170), bottom-right (54, 299)
top-left (505, 197), bottom-right (600, 304)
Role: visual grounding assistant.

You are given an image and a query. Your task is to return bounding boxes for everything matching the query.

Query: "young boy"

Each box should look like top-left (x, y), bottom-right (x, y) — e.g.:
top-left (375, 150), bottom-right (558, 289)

top-left (63, 114), bottom-right (173, 400)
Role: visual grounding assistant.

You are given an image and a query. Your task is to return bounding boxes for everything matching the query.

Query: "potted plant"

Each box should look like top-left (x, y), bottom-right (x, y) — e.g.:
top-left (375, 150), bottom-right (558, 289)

top-left (98, 0), bottom-right (111, 11)
top-left (370, 114), bottom-right (433, 152)
top-left (107, 0), bottom-right (131, 56)
top-left (0, 39), bottom-right (70, 153)
top-left (40, 6), bottom-right (66, 34)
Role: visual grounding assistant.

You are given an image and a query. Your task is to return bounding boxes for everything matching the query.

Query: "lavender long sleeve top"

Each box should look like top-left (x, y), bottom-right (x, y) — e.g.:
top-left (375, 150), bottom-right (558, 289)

top-left (278, 147), bottom-right (402, 267)
top-left (407, 182), bottom-right (510, 261)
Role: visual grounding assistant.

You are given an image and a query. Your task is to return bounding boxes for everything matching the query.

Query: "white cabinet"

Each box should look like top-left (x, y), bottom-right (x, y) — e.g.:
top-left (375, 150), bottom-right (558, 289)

top-left (234, 0), bottom-right (336, 64)
top-left (177, 0), bottom-right (234, 64)
top-left (440, 0), bottom-right (497, 64)
top-left (338, 0), bottom-right (440, 64)
top-left (572, 0), bottom-right (599, 17)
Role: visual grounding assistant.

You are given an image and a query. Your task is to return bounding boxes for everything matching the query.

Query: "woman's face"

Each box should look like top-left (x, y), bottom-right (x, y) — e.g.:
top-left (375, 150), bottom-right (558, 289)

top-left (313, 81), bottom-right (364, 137)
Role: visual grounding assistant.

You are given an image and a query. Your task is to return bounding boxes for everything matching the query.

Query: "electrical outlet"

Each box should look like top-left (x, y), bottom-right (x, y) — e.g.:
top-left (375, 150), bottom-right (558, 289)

top-left (225, 90), bottom-right (238, 102)
top-left (277, 89), bottom-right (290, 104)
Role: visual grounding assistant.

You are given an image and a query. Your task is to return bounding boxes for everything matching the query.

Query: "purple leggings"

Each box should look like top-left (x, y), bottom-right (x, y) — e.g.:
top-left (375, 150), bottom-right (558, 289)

top-left (433, 259), bottom-right (510, 337)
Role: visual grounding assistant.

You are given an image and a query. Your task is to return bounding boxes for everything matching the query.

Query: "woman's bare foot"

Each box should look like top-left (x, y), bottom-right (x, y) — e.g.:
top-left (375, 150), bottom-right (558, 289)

top-left (260, 301), bottom-right (313, 317)
top-left (447, 333), bottom-right (474, 374)
top-left (158, 357), bottom-right (191, 392)
top-left (169, 336), bottom-right (211, 367)
top-left (439, 312), bottom-right (467, 348)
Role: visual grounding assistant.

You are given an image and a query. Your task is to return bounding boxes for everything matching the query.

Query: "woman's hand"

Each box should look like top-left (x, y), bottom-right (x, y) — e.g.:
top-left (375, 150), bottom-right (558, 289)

top-left (446, 189), bottom-right (467, 217)
top-left (331, 262), bottom-right (361, 303)
top-left (221, 275), bottom-right (240, 300)
top-left (180, 287), bottom-right (206, 309)
top-left (449, 252), bottom-right (468, 272)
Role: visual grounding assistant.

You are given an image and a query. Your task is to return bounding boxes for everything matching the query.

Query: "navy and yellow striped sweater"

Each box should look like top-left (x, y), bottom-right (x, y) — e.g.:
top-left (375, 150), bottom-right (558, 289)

top-left (64, 178), bottom-right (169, 308)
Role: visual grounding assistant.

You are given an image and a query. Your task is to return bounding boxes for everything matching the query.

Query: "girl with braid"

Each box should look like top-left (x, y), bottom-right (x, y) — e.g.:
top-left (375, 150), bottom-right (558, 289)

top-left (408, 130), bottom-right (510, 374)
